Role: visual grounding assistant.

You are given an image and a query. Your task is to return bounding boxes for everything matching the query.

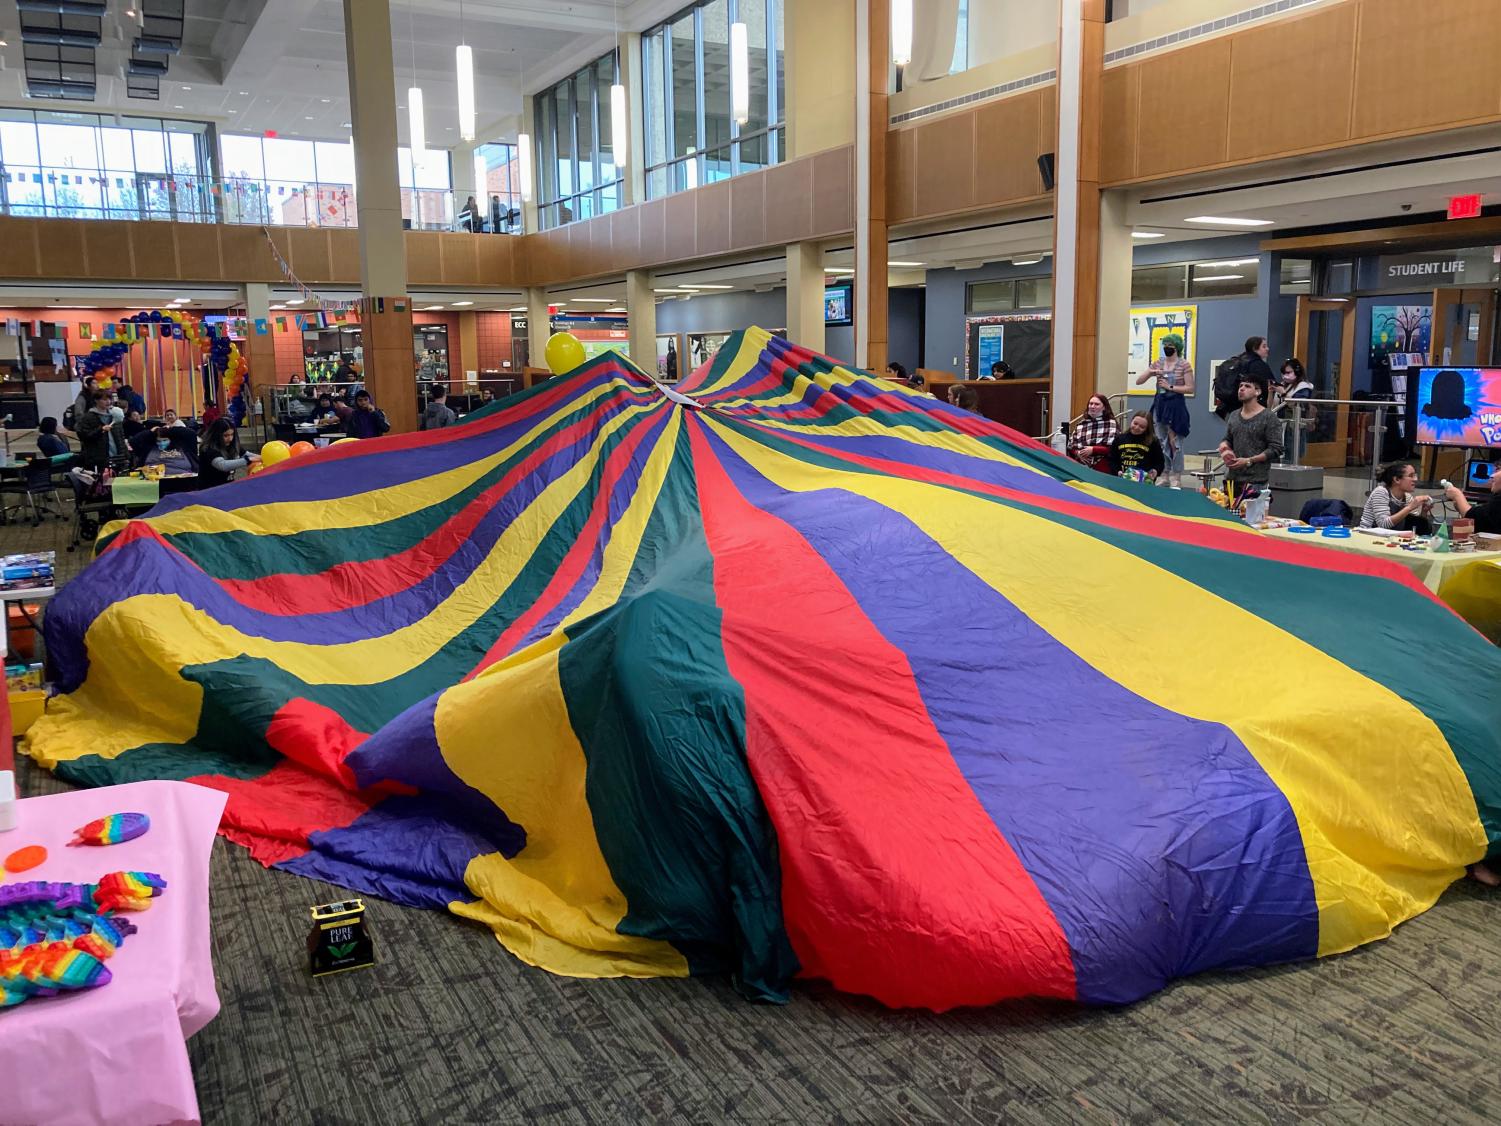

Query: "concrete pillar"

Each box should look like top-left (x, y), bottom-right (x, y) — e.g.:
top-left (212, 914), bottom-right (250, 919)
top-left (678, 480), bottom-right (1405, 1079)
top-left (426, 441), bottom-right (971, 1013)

top-left (1096, 188), bottom-right (1133, 403)
top-left (620, 33), bottom-right (647, 206)
top-left (1049, 0), bottom-right (1107, 423)
top-left (456, 309), bottom-right (479, 390)
top-left (243, 282), bottom-right (278, 388)
top-left (626, 269), bottom-right (656, 372)
top-left (786, 241), bottom-right (825, 354)
top-left (854, 0), bottom-right (888, 373)
top-left (342, 0), bottom-right (416, 432)
top-left (525, 286), bottom-right (551, 375)
top-left (521, 95), bottom-right (540, 235)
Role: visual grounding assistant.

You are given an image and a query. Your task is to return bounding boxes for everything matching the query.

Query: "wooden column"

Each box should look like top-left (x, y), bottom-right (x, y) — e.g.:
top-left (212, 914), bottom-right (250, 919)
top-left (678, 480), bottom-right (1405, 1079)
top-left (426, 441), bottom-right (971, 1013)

top-left (1050, 0), bottom-right (1107, 425)
top-left (855, 0), bottom-right (888, 373)
top-left (457, 310), bottom-right (480, 389)
top-left (243, 282), bottom-right (278, 387)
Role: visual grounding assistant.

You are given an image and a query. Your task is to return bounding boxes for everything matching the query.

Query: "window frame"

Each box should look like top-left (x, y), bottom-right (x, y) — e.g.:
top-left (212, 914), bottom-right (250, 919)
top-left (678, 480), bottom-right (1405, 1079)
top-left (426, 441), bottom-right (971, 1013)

top-left (535, 50), bottom-right (625, 230)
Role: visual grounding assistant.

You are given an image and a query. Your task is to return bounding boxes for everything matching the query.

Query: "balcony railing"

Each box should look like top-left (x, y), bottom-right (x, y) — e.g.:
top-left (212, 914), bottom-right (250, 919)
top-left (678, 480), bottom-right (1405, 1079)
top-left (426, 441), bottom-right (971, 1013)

top-left (0, 164), bottom-right (523, 234)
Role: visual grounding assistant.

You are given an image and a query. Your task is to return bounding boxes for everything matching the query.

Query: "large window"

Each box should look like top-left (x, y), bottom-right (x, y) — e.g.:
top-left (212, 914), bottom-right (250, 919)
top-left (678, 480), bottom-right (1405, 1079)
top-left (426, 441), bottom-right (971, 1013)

top-left (218, 134), bottom-right (451, 230)
top-left (1130, 257), bottom-right (1261, 303)
top-left (642, 0), bottom-right (784, 200)
top-left (0, 108), bottom-right (211, 221)
top-left (474, 141), bottom-right (523, 233)
top-left (534, 52), bottom-right (623, 230)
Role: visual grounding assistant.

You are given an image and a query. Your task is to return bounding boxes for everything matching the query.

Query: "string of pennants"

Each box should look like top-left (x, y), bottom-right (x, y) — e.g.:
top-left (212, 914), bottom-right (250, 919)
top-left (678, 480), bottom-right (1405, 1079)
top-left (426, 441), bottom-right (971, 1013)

top-left (18, 311), bottom-right (354, 343)
top-left (259, 224), bottom-right (362, 316)
top-left (7, 171), bottom-right (355, 207)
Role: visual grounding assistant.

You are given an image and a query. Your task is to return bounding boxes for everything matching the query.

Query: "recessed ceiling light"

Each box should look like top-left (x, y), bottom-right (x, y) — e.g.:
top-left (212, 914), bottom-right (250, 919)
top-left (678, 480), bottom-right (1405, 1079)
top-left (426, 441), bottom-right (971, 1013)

top-left (451, 300), bottom-right (474, 306)
top-left (1201, 259), bottom-right (1258, 267)
top-left (679, 284), bottom-right (733, 290)
top-left (1184, 215), bottom-right (1274, 227)
top-left (1131, 231), bottom-right (1165, 239)
top-left (1012, 257), bottom-right (1043, 266)
top-left (227, 110), bottom-right (237, 115)
top-left (238, 91), bottom-right (249, 96)
top-left (320, 98), bottom-right (331, 103)
top-left (653, 287), bottom-right (691, 293)
top-left (305, 116), bottom-right (314, 121)
top-left (605, 306), bottom-right (627, 312)
top-left (181, 85), bottom-right (191, 91)
top-left (284, 299), bottom-right (302, 305)
top-left (342, 122), bottom-right (352, 128)
top-left (570, 297), bottom-right (615, 303)
top-left (888, 260), bottom-right (924, 267)
top-left (422, 305), bottom-right (445, 311)
top-left (509, 305), bottom-right (527, 311)
top-left (174, 297), bottom-right (190, 303)
top-left (1194, 274), bottom-right (1245, 282)
top-left (173, 105), bottom-right (184, 109)
top-left (823, 267), bottom-right (855, 275)
top-left (0, 38), bottom-right (10, 47)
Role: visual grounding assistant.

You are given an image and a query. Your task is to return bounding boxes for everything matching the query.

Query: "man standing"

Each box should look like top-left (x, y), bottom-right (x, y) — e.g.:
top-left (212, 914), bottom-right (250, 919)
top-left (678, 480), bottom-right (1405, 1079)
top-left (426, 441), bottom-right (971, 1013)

top-left (345, 389), bottom-right (391, 440)
top-left (1218, 375), bottom-right (1284, 487)
top-left (74, 389), bottom-right (119, 469)
top-left (421, 385), bottom-right (456, 430)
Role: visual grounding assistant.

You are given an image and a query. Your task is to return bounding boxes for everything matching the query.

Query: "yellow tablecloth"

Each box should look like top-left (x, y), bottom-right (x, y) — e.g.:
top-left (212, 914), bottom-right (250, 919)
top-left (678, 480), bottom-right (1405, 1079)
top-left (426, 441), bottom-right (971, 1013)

top-left (1260, 525), bottom-right (1501, 640)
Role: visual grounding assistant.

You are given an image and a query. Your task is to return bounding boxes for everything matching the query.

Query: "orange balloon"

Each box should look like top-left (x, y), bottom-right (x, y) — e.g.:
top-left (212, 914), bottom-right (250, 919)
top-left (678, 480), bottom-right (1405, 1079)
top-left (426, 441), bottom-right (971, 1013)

top-left (4, 844), bottom-right (47, 873)
top-left (288, 441), bottom-right (314, 457)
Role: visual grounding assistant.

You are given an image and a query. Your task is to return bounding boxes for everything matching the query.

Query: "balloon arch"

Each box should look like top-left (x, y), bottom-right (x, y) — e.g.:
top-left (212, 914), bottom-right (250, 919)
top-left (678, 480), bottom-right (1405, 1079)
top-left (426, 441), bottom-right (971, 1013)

top-left (79, 308), bottom-right (248, 423)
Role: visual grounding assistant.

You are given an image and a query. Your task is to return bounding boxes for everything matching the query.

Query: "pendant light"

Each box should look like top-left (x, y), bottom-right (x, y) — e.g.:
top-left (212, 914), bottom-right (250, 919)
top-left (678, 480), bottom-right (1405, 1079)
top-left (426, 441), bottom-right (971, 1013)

top-left (407, 3), bottom-right (426, 158)
top-left (730, 20), bottom-right (749, 125)
top-left (609, 1), bottom-right (628, 169)
top-left (456, 0), bottom-right (475, 142)
top-left (891, 0), bottom-right (913, 68)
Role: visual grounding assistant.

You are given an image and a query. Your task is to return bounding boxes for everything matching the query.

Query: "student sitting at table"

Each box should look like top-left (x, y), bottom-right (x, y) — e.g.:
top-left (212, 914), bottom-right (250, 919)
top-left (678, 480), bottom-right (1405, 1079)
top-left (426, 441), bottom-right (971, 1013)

top-left (1442, 464), bottom-right (1501, 534)
top-left (35, 417), bottom-right (69, 459)
top-left (1360, 461), bottom-right (1434, 535)
top-left (312, 392), bottom-right (342, 427)
top-left (144, 428), bottom-right (197, 475)
top-left (197, 419), bottom-right (260, 488)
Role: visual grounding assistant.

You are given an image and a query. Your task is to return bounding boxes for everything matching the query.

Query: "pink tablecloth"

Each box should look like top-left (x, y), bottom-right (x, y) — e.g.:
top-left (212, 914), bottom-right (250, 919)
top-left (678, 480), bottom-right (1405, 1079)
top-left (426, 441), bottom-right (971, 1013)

top-left (1, 780), bottom-right (227, 1126)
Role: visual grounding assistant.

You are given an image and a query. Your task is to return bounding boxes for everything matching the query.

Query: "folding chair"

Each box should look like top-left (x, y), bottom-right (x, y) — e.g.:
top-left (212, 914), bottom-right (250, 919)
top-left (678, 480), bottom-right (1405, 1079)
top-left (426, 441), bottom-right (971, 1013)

top-left (15, 458), bottom-right (66, 526)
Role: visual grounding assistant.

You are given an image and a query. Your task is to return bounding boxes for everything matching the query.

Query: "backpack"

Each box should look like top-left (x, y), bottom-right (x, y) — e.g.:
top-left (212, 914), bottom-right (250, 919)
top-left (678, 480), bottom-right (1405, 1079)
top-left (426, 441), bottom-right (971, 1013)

top-left (1213, 355), bottom-right (1245, 416)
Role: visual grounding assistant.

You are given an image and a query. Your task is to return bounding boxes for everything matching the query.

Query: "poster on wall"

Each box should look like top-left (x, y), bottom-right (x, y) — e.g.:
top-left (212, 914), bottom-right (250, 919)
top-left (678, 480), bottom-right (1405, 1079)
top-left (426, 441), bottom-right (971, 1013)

top-left (1128, 305), bottom-right (1197, 396)
top-left (1369, 305), bottom-right (1432, 371)
top-left (976, 324), bottom-right (1005, 375)
top-left (963, 314), bottom-right (1050, 379)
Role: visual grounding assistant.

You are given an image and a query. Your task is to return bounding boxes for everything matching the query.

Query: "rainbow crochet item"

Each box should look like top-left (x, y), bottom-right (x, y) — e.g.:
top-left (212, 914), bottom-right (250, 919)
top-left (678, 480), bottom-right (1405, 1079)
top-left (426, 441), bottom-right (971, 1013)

top-left (0, 872), bottom-right (166, 1008)
top-left (70, 812), bottom-right (152, 847)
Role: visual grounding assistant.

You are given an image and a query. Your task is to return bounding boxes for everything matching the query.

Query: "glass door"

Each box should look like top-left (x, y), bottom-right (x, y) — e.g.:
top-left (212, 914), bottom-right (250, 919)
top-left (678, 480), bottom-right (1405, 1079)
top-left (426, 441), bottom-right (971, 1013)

top-left (1431, 287), bottom-right (1497, 367)
top-left (1292, 296), bottom-right (1355, 469)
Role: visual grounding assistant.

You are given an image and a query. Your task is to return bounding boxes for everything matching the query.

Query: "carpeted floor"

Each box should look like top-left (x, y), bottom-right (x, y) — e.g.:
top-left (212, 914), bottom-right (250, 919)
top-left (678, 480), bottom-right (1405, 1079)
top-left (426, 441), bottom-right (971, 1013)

top-left (12, 520), bottom-right (1501, 1124)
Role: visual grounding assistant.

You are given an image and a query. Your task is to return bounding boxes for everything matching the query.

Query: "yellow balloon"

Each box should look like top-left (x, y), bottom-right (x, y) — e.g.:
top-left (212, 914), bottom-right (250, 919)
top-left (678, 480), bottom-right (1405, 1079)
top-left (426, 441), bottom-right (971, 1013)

top-left (259, 439), bottom-right (292, 467)
top-left (544, 331), bottom-right (587, 376)
top-left (332, 437), bottom-right (359, 445)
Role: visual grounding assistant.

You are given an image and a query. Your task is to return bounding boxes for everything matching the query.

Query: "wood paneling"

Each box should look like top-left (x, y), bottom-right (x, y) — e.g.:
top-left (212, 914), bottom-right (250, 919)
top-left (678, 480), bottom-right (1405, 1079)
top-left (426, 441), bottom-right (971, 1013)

top-left (1099, 64), bottom-right (1136, 183)
top-left (637, 198), bottom-right (667, 268)
top-left (913, 111), bottom-right (977, 218)
top-left (885, 126), bottom-right (916, 221)
top-left (662, 192), bottom-right (697, 263)
top-left (133, 221), bottom-right (180, 279)
top-left (1229, 4), bottom-right (1356, 159)
top-left (438, 234), bottom-right (480, 285)
top-left (1352, 0), bottom-right (1501, 139)
top-left (287, 228), bottom-right (333, 282)
top-left (729, 173), bottom-right (766, 250)
top-left (0, 219), bottom-right (39, 276)
top-left (975, 93), bottom-right (1049, 208)
top-left (811, 146), bottom-right (854, 234)
top-left (762, 159), bottom-right (812, 245)
top-left (695, 179), bottom-right (732, 259)
top-left (404, 232), bottom-right (442, 282)
top-left (1136, 37), bottom-right (1230, 177)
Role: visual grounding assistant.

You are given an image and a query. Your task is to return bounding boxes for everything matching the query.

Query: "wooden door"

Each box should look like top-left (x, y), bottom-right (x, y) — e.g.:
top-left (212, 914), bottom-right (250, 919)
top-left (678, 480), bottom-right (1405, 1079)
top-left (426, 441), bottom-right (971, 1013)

top-left (1431, 288), bottom-right (1497, 367)
top-left (1291, 296), bottom-right (1356, 468)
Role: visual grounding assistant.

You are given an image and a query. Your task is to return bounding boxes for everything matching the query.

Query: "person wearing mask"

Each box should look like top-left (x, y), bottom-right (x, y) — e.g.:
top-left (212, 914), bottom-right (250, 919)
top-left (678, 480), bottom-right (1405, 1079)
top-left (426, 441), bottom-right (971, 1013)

top-left (1069, 394), bottom-right (1118, 472)
top-left (74, 390), bottom-right (118, 470)
top-left (1361, 461), bottom-right (1435, 534)
top-left (1214, 336), bottom-right (1276, 419)
top-left (345, 390), bottom-right (391, 440)
top-left (197, 419), bottom-right (259, 488)
top-left (1218, 374), bottom-right (1284, 488)
top-left (1135, 336), bottom-right (1194, 487)
top-left (144, 428), bottom-right (197, 475)
top-left (200, 396), bottom-right (223, 427)
top-left (1278, 358), bottom-right (1315, 462)
top-left (1443, 467), bottom-right (1501, 534)
top-left (421, 385), bottom-right (457, 430)
top-left (1109, 411), bottom-right (1166, 481)
top-left (35, 416), bottom-right (70, 459)
top-left (947, 384), bottom-right (981, 414)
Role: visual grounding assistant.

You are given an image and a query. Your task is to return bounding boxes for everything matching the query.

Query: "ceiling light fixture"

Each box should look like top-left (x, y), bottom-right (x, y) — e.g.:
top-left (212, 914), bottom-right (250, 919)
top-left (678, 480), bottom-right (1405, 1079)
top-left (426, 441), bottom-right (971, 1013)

top-left (605, 306), bottom-right (627, 313)
top-left (610, 3), bottom-right (628, 166)
top-left (653, 288), bottom-right (692, 294)
top-left (452, 300), bottom-right (474, 306)
top-left (407, 3), bottom-right (426, 158)
top-left (1184, 215), bottom-right (1274, 227)
top-left (679, 284), bottom-right (734, 290)
top-left (1012, 256), bottom-right (1043, 266)
top-left (1201, 258), bottom-right (1258, 267)
top-left (1194, 274), bottom-right (1245, 282)
top-left (730, 20), bottom-right (749, 125)
top-left (517, 53), bottom-right (534, 204)
top-left (423, 305), bottom-right (445, 311)
top-left (891, 0), bottom-right (913, 67)
top-left (456, 41), bottom-right (476, 141)
top-left (684, 147), bottom-right (698, 189)
top-left (888, 260), bottom-right (924, 267)
top-left (473, 149), bottom-right (487, 195)
top-left (570, 297), bottom-right (616, 303)
top-left (1131, 231), bottom-right (1164, 239)
top-left (823, 267), bottom-right (855, 274)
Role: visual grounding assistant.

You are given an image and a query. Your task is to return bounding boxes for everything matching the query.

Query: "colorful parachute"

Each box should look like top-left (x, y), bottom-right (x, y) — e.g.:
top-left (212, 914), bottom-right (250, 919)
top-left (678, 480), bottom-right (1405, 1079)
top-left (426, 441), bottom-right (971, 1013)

top-left (28, 329), bottom-right (1501, 1009)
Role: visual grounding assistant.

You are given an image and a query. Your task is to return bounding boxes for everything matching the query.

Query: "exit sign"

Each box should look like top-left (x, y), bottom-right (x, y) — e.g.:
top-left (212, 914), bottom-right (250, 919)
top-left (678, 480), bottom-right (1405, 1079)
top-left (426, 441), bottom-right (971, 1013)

top-left (1448, 194), bottom-right (1483, 220)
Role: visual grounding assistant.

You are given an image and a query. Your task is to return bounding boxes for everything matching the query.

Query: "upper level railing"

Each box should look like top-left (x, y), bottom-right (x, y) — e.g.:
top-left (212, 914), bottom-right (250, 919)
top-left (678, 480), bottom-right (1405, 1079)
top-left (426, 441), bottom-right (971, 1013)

top-left (0, 164), bottom-right (524, 234)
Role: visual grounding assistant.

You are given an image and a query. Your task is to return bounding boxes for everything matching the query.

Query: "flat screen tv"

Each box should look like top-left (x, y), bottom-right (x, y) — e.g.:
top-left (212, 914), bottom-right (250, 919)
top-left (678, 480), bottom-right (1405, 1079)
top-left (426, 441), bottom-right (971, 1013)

top-left (824, 284), bottom-right (852, 327)
top-left (1411, 366), bottom-right (1501, 449)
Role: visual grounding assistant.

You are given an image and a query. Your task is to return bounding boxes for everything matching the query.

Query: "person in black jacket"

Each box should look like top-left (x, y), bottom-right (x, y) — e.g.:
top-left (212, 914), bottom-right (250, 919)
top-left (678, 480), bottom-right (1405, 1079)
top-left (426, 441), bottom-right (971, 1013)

top-left (1215, 336), bottom-right (1277, 418)
top-left (1444, 466), bottom-right (1501, 534)
top-left (1108, 411), bottom-right (1166, 481)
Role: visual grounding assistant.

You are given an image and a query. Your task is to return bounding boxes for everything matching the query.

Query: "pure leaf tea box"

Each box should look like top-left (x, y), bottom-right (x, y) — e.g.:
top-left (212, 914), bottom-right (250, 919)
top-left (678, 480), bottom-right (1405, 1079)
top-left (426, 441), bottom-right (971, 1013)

top-left (308, 899), bottom-right (376, 977)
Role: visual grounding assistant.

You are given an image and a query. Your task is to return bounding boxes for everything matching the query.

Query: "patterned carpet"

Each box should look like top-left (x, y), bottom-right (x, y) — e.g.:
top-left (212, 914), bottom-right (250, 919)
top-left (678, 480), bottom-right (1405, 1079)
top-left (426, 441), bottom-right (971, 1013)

top-left (11, 522), bottom-right (1501, 1124)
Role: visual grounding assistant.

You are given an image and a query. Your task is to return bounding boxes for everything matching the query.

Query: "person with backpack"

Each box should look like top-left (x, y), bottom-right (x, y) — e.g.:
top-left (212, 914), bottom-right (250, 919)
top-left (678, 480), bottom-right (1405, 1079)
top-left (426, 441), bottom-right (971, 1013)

top-left (1214, 336), bottom-right (1276, 419)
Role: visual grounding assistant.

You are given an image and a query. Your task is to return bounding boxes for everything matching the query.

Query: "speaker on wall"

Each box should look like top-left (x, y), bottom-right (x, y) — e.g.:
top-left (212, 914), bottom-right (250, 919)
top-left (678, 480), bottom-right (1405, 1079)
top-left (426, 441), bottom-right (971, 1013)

top-left (1037, 152), bottom-right (1056, 191)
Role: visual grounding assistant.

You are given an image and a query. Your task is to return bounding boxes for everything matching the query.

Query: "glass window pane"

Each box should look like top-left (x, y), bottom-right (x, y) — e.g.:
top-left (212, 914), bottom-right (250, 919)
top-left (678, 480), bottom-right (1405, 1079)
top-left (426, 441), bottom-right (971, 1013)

top-left (951, 0), bottom-right (969, 73)
top-left (37, 122), bottom-right (96, 172)
top-left (536, 95), bottom-right (556, 204)
top-left (644, 30), bottom-right (667, 167)
top-left (737, 128), bottom-right (768, 173)
top-left (701, 0), bottom-right (732, 153)
top-left (1188, 258), bottom-right (1259, 299)
top-left (968, 281), bottom-right (1015, 314)
top-left (1279, 257), bottom-right (1313, 295)
top-left (576, 67), bottom-right (595, 193)
top-left (1016, 276), bottom-right (1051, 308)
top-left (411, 146), bottom-right (449, 190)
top-left (101, 127), bottom-right (138, 172)
top-left (646, 164), bottom-right (668, 199)
top-left (168, 131), bottom-right (198, 173)
top-left (772, 0), bottom-right (784, 126)
top-left (0, 118), bottom-right (40, 166)
top-left (704, 142), bottom-right (733, 183)
top-left (1130, 264), bottom-right (1186, 304)
top-left (314, 140), bottom-right (355, 185)
top-left (263, 137), bottom-right (316, 181)
top-left (596, 54), bottom-right (616, 185)
top-left (132, 128), bottom-right (166, 173)
top-left (553, 83), bottom-right (574, 199)
top-left (740, 0), bottom-right (769, 135)
top-left (670, 11), bottom-right (697, 158)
